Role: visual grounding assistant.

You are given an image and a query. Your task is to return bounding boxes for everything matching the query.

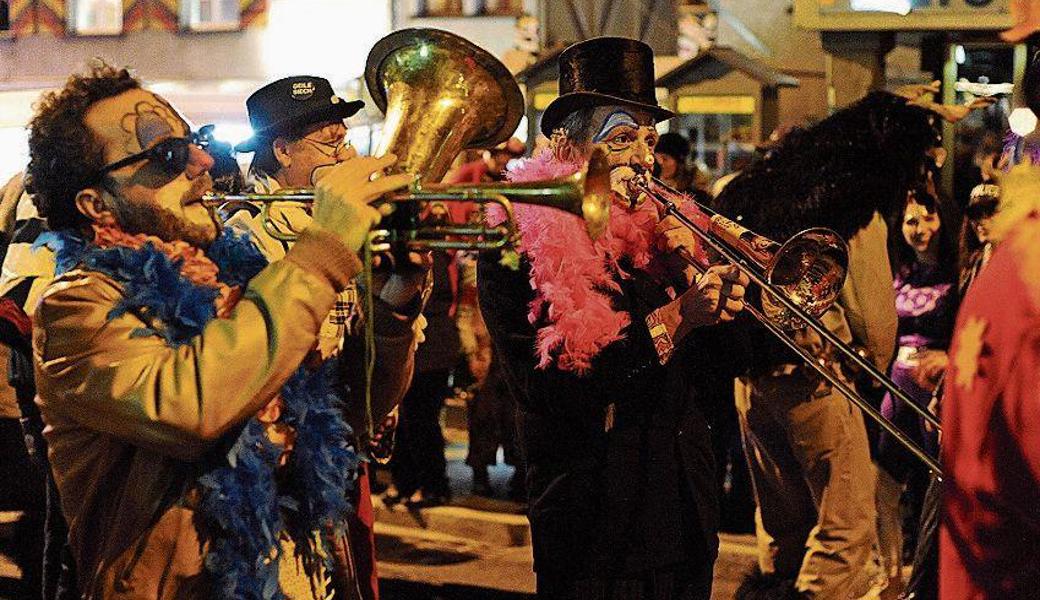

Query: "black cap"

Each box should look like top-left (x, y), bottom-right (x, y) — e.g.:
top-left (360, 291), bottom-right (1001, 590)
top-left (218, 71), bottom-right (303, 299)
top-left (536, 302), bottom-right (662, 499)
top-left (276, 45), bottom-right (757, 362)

top-left (235, 75), bottom-right (364, 153)
top-left (540, 37), bottom-right (674, 136)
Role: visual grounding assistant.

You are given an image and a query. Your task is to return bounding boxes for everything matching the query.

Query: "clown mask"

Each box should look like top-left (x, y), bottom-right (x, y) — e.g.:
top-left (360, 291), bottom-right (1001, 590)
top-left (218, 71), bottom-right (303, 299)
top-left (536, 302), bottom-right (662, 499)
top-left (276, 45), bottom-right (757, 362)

top-left (588, 106), bottom-right (659, 209)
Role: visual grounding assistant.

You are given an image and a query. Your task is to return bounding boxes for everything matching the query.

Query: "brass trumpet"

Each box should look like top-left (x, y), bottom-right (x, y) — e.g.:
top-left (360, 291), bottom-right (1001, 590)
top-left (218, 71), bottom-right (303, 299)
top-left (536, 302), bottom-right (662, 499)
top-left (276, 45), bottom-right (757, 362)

top-left (201, 149), bottom-right (612, 250)
top-left (634, 177), bottom-right (942, 474)
top-left (205, 28), bottom-right (610, 249)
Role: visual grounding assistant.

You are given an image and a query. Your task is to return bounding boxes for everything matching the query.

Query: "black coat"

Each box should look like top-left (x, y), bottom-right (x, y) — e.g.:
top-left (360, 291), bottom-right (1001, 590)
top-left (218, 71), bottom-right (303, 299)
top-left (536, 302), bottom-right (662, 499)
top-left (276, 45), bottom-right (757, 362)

top-left (477, 255), bottom-right (719, 591)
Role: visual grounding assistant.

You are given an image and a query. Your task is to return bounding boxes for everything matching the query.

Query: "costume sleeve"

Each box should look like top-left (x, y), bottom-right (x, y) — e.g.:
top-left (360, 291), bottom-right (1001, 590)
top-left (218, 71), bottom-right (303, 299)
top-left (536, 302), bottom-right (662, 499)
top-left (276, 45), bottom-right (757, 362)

top-left (1004, 326), bottom-right (1040, 489)
top-left (230, 203), bottom-right (422, 445)
top-left (838, 211), bottom-right (897, 370)
top-left (33, 228), bottom-right (360, 462)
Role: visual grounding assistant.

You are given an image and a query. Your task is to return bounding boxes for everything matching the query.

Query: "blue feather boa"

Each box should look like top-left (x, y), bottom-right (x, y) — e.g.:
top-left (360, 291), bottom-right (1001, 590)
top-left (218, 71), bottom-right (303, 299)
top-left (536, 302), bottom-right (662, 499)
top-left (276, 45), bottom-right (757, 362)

top-left (39, 228), bottom-right (358, 600)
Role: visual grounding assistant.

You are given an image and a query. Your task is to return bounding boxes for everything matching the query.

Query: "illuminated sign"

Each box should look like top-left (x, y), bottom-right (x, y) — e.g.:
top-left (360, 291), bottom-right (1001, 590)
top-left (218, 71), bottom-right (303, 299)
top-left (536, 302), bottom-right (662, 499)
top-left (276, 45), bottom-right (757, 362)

top-left (822, 0), bottom-right (1003, 15)
top-left (795, 0), bottom-right (1011, 30)
top-left (533, 92), bottom-right (557, 111)
top-left (676, 95), bottom-right (756, 115)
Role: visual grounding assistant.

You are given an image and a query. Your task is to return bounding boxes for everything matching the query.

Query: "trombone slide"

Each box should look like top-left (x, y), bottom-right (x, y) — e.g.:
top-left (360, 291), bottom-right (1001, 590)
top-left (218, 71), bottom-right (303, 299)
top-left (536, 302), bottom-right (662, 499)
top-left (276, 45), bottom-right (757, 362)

top-left (644, 181), bottom-right (943, 475)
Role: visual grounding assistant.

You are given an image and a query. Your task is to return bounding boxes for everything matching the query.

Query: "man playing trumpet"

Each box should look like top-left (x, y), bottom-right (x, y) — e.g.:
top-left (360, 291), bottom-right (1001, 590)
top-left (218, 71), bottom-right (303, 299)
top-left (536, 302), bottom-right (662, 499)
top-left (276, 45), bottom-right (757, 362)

top-left (478, 37), bottom-right (748, 599)
top-left (27, 62), bottom-right (417, 599)
top-left (230, 74), bottom-right (431, 600)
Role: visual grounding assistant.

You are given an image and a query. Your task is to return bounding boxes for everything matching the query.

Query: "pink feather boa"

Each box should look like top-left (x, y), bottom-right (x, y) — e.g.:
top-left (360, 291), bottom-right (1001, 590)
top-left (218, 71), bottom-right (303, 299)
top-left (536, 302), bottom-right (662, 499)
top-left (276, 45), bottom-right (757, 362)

top-left (487, 149), bottom-right (668, 374)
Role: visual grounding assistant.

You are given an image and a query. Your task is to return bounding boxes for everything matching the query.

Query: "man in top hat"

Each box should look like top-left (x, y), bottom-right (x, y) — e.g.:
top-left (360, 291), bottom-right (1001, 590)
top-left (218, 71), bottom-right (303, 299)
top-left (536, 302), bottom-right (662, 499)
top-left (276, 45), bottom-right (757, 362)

top-left (477, 37), bottom-right (748, 599)
top-left (231, 75), bottom-right (429, 600)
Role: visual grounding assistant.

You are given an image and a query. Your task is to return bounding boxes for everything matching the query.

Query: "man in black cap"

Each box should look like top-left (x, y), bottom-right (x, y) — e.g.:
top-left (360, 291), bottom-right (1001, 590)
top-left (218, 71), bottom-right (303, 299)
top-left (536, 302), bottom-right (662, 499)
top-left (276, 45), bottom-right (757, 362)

top-left (477, 37), bottom-right (748, 599)
top-left (232, 75), bottom-right (365, 253)
top-left (232, 75), bottom-right (429, 600)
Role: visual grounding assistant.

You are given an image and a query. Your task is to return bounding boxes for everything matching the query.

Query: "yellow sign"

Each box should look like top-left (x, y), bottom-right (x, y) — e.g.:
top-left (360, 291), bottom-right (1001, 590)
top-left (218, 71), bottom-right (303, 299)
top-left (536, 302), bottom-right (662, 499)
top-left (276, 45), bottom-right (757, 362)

top-left (533, 92), bottom-right (558, 111)
top-left (677, 95), bottom-right (756, 115)
top-left (795, 0), bottom-right (1012, 30)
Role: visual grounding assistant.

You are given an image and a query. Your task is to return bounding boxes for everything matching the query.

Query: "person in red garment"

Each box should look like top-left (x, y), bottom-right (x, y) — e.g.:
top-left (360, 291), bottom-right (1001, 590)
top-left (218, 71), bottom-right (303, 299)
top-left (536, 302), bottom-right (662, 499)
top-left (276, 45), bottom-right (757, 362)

top-left (940, 157), bottom-right (1040, 598)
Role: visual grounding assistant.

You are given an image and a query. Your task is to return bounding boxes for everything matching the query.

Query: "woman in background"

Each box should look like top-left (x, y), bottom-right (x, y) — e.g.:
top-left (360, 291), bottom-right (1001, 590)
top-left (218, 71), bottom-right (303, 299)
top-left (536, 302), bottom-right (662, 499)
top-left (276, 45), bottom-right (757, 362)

top-left (876, 182), bottom-right (959, 594)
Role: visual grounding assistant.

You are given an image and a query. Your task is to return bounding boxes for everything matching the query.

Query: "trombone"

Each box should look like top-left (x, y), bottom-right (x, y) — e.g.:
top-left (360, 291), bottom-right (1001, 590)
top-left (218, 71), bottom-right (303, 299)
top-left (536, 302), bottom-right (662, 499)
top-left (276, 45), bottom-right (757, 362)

top-left (632, 177), bottom-right (943, 475)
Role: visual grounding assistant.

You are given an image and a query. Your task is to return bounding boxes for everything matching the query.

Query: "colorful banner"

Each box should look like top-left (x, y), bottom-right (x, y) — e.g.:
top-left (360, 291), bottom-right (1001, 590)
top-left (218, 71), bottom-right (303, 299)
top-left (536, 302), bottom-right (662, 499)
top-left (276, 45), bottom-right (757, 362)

top-left (123, 0), bottom-right (148, 31)
top-left (34, 0), bottom-right (64, 34)
top-left (240, 0), bottom-right (267, 28)
top-left (8, 0), bottom-right (36, 35)
top-left (146, 0), bottom-right (177, 31)
top-left (6, 0), bottom-right (269, 36)
top-left (9, 0), bottom-right (64, 35)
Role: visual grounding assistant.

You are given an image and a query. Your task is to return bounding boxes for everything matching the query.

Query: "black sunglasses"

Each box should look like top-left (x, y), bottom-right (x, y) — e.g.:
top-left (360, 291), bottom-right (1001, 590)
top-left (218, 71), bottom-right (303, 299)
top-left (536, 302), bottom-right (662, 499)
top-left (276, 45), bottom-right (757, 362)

top-left (98, 125), bottom-right (215, 179)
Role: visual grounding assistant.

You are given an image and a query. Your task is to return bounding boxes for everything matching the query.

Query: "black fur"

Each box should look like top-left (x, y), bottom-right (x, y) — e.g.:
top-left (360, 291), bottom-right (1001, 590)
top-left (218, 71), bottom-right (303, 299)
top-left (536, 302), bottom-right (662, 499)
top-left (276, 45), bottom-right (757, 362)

top-left (712, 91), bottom-right (939, 374)
top-left (734, 568), bottom-right (803, 600)
top-left (714, 91), bottom-right (940, 242)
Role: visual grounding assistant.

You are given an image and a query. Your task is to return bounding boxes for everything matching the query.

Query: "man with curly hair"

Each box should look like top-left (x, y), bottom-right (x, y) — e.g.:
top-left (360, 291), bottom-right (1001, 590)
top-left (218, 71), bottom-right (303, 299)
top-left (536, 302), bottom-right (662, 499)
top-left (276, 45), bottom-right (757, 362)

top-left (27, 62), bottom-right (420, 599)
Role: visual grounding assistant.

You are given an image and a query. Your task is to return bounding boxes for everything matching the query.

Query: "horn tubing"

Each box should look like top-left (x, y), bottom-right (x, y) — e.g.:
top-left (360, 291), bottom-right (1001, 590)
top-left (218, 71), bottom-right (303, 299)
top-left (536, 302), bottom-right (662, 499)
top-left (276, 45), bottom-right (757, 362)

top-left (642, 183), bottom-right (942, 474)
top-left (644, 181), bottom-right (939, 430)
top-left (723, 259), bottom-right (943, 475)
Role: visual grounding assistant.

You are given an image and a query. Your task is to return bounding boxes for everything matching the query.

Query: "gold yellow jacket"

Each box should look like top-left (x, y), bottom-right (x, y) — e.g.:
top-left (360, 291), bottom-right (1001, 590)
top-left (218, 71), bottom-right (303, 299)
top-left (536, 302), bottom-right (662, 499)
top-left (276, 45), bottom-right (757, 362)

top-left (33, 229), bottom-right (363, 599)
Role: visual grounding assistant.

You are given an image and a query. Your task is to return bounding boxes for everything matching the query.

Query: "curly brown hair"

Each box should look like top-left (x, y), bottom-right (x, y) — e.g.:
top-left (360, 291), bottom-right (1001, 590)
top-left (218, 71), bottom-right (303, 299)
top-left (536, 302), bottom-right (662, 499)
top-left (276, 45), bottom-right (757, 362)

top-left (27, 61), bottom-right (141, 231)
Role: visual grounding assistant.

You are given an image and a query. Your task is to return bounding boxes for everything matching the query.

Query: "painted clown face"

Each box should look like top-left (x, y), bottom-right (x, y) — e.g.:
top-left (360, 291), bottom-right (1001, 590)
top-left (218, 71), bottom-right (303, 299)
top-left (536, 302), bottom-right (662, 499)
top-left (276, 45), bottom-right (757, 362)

top-left (587, 105), bottom-right (659, 208)
top-left (85, 88), bottom-right (221, 247)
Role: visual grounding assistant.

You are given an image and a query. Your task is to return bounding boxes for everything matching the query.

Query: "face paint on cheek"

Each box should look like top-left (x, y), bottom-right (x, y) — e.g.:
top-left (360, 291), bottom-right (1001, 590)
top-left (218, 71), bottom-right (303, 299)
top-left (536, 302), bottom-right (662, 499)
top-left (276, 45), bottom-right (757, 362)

top-left (609, 166), bottom-right (652, 209)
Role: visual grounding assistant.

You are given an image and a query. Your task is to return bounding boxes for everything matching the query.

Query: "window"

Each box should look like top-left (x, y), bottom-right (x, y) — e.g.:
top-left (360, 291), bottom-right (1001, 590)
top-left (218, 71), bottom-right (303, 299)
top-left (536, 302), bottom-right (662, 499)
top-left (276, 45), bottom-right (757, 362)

top-left (0, 1), bottom-right (10, 32)
top-left (181, 0), bottom-right (240, 32)
top-left (672, 113), bottom-right (755, 177)
top-left (67, 0), bottom-right (122, 36)
top-left (410, 0), bottom-right (524, 17)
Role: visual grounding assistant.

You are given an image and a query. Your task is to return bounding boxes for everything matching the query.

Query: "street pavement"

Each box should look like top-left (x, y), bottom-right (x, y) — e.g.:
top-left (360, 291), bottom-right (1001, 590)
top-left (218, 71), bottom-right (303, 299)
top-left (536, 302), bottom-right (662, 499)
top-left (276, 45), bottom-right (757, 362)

top-left (0, 420), bottom-right (759, 600)
top-left (372, 422), bottom-right (758, 599)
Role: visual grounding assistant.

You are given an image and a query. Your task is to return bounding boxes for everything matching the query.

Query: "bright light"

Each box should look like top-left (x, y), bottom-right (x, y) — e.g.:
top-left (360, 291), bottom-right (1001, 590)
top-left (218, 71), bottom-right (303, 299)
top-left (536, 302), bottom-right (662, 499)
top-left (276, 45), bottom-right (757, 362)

top-left (262, 0), bottom-right (392, 84)
top-left (514, 116), bottom-right (529, 144)
top-left (210, 123), bottom-right (256, 147)
top-left (850, 0), bottom-right (912, 15)
top-left (955, 45), bottom-right (967, 65)
top-left (1009, 108), bottom-right (1038, 136)
top-left (0, 127), bottom-right (29, 183)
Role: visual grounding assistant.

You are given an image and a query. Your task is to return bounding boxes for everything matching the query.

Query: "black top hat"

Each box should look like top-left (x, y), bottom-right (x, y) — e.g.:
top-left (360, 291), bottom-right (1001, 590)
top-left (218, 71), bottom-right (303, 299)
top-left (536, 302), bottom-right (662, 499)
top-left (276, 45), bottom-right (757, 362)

top-left (540, 37), bottom-right (674, 136)
top-left (235, 75), bottom-right (364, 153)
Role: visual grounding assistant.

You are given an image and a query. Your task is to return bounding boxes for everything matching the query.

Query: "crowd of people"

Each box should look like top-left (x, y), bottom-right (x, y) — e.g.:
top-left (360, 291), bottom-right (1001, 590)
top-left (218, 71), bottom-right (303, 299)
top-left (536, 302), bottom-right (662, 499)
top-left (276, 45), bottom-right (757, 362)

top-left (0, 29), bottom-right (1037, 600)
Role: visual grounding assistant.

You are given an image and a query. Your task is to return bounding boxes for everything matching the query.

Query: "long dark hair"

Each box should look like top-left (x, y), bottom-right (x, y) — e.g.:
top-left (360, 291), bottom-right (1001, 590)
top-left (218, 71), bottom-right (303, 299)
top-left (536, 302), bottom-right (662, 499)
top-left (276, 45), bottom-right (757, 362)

top-left (888, 184), bottom-right (959, 283)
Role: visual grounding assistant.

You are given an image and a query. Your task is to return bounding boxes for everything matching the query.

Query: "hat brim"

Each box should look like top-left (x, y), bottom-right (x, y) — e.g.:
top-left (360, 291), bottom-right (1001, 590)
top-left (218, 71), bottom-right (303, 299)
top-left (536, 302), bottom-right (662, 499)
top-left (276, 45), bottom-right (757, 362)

top-left (235, 99), bottom-right (365, 153)
top-left (540, 91), bottom-right (674, 137)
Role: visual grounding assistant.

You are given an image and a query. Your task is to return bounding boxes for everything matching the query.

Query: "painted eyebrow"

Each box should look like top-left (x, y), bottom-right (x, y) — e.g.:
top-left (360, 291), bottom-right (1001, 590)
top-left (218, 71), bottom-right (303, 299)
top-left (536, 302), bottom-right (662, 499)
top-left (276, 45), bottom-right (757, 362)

top-left (592, 110), bottom-right (640, 142)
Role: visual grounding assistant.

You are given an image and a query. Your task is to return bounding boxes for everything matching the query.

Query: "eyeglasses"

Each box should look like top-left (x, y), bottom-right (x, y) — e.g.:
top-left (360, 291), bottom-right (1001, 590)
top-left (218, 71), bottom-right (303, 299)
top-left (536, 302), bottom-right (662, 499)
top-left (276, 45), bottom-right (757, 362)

top-left (301, 136), bottom-right (350, 158)
top-left (98, 126), bottom-right (214, 179)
